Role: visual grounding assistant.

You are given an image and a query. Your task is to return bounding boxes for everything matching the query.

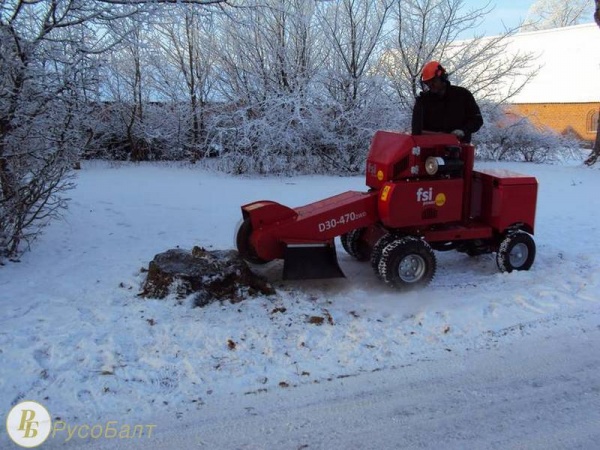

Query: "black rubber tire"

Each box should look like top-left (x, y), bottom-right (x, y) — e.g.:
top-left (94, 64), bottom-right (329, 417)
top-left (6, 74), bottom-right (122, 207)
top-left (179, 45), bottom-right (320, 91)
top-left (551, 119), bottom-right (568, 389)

top-left (235, 218), bottom-right (269, 265)
top-left (496, 231), bottom-right (536, 273)
top-left (341, 228), bottom-right (370, 261)
top-left (377, 237), bottom-right (436, 290)
top-left (370, 233), bottom-right (396, 278)
top-left (340, 232), bottom-right (352, 256)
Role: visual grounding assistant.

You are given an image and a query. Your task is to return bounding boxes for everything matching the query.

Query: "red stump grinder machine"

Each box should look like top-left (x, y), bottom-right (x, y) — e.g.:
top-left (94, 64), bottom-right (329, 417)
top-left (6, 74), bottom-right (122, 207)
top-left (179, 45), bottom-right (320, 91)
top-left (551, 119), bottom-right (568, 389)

top-left (236, 131), bottom-right (538, 290)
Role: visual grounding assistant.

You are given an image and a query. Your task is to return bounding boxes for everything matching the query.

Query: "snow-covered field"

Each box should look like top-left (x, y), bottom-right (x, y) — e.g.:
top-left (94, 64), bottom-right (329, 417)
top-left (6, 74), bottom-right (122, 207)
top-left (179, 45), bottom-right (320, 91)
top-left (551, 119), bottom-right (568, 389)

top-left (1, 157), bottom-right (599, 449)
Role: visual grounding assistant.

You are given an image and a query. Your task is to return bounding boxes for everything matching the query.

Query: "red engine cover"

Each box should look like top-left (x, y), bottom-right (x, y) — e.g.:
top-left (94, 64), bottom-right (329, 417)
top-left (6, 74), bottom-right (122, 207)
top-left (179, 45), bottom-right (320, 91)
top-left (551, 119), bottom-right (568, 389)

top-left (365, 131), bottom-right (460, 189)
top-left (378, 178), bottom-right (464, 228)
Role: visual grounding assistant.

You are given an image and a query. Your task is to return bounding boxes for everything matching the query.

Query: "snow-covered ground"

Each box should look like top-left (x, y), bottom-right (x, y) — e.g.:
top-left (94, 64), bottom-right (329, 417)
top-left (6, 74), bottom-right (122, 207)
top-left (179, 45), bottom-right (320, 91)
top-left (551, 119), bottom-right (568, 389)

top-left (1, 157), bottom-right (599, 449)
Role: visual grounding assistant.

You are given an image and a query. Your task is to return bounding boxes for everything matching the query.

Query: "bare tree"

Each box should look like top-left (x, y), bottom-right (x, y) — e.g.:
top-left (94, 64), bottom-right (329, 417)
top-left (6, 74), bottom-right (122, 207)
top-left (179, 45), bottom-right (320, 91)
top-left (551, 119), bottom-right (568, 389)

top-left (149, 5), bottom-right (219, 160)
top-left (100, 19), bottom-right (152, 161)
top-left (0, 0), bottom-right (231, 260)
top-left (0, 1), bottom-right (130, 259)
top-left (315, 0), bottom-right (394, 107)
top-left (306, 0), bottom-right (397, 171)
top-left (214, 0), bottom-right (320, 103)
top-left (381, 0), bottom-right (536, 117)
top-left (522, 0), bottom-right (592, 31)
top-left (204, 0), bottom-right (328, 173)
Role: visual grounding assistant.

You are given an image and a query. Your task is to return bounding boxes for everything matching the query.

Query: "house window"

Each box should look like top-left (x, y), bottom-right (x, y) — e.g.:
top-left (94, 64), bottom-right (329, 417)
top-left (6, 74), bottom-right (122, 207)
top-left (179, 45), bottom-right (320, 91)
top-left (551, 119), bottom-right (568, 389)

top-left (588, 109), bottom-right (599, 133)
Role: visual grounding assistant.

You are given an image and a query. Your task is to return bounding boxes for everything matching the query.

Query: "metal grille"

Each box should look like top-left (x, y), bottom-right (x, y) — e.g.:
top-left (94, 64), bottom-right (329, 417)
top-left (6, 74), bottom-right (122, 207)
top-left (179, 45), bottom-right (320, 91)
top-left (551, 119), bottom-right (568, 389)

top-left (422, 208), bottom-right (438, 220)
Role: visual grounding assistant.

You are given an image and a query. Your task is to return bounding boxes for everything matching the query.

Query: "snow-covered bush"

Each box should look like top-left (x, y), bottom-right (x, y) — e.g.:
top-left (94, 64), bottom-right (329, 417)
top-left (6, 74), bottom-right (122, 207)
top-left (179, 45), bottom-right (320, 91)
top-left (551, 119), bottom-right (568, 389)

top-left (203, 87), bottom-right (404, 176)
top-left (83, 102), bottom-right (191, 162)
top-left (0, 6), bottom-right (94, 258)
top-left (204, 98), bottom-right (313, 175)
top-left (476, 105), bottom-right (581, 163)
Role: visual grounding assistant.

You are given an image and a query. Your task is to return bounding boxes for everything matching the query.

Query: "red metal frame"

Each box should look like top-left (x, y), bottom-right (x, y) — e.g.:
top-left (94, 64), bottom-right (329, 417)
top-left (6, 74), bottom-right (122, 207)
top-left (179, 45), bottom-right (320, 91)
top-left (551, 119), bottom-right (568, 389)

top-left (242, 191), bottom-right (379, 261)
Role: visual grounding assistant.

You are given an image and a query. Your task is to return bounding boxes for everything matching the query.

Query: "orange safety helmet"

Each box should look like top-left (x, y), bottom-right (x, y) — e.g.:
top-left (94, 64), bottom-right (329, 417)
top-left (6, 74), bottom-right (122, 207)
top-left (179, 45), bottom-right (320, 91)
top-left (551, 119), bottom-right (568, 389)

top-left (421, 61), bottom-right (446, 82)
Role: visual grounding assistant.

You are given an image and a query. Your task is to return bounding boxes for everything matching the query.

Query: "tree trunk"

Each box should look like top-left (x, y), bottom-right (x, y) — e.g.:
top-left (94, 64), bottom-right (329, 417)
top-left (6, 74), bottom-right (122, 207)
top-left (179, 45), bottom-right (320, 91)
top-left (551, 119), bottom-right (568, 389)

top-left (140, 247), bottom-right (275, 306)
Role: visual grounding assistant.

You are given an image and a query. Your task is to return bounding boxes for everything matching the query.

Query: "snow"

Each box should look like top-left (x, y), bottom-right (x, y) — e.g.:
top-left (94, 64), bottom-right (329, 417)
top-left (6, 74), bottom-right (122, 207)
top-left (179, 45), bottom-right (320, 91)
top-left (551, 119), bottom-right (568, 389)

top-left (501, 23), bottom-right (600, 104)
top-left (1, 158), bottom-right (599, 449)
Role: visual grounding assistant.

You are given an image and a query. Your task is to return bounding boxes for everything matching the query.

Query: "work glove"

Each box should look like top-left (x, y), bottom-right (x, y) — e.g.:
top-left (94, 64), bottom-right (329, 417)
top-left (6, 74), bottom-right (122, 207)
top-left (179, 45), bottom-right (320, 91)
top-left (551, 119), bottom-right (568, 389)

top-left (451, 129), bottom-right (465, 139)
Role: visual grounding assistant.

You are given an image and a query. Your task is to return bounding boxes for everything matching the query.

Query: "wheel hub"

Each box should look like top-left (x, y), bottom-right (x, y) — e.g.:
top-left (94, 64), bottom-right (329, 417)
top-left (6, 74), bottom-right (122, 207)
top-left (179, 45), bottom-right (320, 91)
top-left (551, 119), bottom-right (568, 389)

top-left (509, 242), bottom-right (529, 268)
top-left (398, 254), bottom-right (426, 283)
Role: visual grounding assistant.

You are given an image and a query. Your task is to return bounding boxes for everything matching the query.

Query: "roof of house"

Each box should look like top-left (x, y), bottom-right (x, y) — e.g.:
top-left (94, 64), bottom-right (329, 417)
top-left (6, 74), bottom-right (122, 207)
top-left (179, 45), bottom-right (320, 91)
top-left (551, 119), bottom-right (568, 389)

top-left (503, 23), bottom-right (600, 104)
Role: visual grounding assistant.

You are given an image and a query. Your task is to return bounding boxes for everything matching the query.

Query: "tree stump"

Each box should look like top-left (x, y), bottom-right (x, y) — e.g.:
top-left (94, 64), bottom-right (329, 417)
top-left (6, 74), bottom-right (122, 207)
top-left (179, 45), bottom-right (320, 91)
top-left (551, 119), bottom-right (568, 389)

top-left (140, 246), bottom-right (275, 307)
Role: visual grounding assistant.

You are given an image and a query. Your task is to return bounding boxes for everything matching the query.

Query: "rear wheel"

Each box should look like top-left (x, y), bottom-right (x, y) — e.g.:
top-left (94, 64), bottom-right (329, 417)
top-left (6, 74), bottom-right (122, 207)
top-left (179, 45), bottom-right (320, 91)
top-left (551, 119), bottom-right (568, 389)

top-left (340, 232), bottom-right (352, 255)
top-left (235, 218), bottom-right (269, 265)
top-left (496, 231), bottom-right (536, 273)
top-left (340, 228), bottom-right (370, 261)
top-left (371, 233), bottom-right (396, 278)
top-left (378, 237), bottom-right (436, 290)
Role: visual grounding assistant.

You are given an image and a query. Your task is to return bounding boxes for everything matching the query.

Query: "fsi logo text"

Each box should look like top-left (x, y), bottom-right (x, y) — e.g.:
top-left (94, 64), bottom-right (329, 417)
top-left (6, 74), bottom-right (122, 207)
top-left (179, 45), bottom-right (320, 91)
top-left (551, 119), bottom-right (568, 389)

top-left (416, 187), bottom-right (434, 202)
